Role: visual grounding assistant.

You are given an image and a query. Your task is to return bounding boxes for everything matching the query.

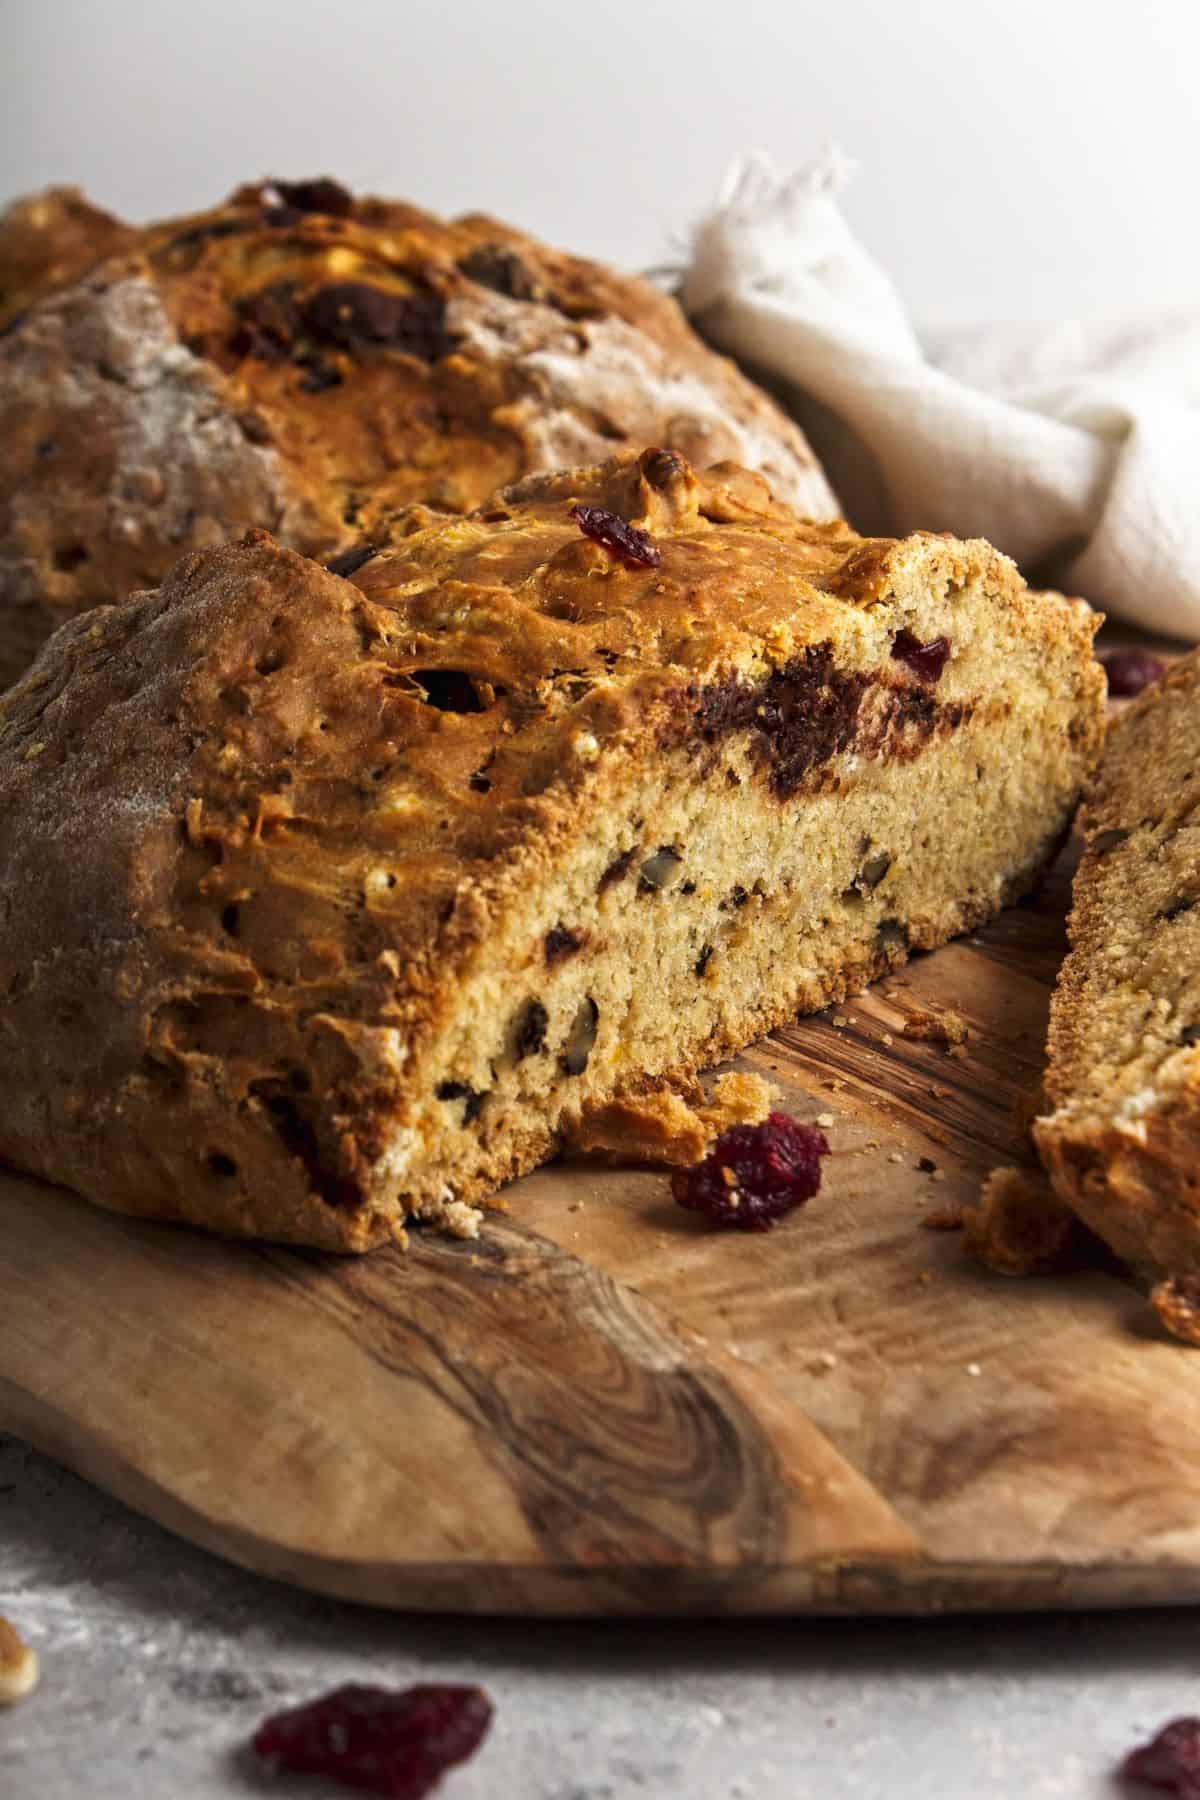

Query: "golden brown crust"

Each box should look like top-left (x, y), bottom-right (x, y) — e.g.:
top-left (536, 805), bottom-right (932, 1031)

top-left (0, 449), bottom-right (1102, 1249)
top-left (964, 1166), bottom-right (1080, 1276)
top-left (0, 177), bottom-right (836, 687)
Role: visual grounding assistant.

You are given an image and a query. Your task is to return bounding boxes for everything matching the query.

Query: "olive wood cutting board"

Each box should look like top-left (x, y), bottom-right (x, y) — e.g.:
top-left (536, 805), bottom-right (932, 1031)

top-left (4, 831), bottom-right (1200, 1617)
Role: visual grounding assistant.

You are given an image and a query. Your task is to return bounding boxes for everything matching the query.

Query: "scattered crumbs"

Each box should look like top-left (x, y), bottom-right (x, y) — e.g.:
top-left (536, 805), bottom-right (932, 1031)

top-left (966, 1362), bottom-right (982, 1377)
top-left (921, 1202), bottom-right (965, 1231)
top-left (811, 1351), bottom-right (838, 1372)
top-left (946, 1043), bottom-right (968, 1060)
top-left (865, 1138), bottom-right (880, 1152)
top-left (931, 1169), bottom-right (947, 1183)
top-left (918, 1155), bottom-right (938, 1173)
top-left (815, 1111), bottom-right (835, 1128)
top-left (929, 1083), bottom-right (950, 1099)
top-left (846, 1016), bottom-right (857, 1027)
top-left (833, 1013), bottom-right (849, 1028)
top-left (902, 1004), bottom-right (969, 1047)
top-left (567, 1200), bottom-right (585, 1212)
top-left (443, 1199), bottom-right (483, 1239)
top-left (887, 1151), bottom-right (905, 1165)
top-left (881, 1031), bottom-right (894, 1046)
top-left (918, 1271), bottom-right (932, 1284)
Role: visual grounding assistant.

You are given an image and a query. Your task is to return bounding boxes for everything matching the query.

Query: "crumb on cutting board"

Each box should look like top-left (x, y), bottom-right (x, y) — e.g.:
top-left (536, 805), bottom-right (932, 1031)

top-left (566, 1070), bottom-right (777, 1168)
top-left (963, 1165), bottom-right (1079, 1276)
top-left (921, 1201), bottom-right (965, 1232)
top-left (901, 1004), bottom-right (970, 1047)
top-left (1151, 1276), bottom-right (1200, 1347)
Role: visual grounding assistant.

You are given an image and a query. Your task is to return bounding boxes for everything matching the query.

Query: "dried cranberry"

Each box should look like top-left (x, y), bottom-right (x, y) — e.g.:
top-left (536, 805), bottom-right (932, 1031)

top-left (891, 629), bottom-right (950, 682)
top-left (672, 1112), bottom-right (829, 1231)
top-left (252, 1682), bottom-right (493, 1799)
top-left (1100, 648), bottom-right (1166, 697)
top-left (544, 924), bottom-right (585, 964)
top-left (1120, 1717), bottom-right (1200, 1795)
top-left (571, 505), bottom-right (661, 569)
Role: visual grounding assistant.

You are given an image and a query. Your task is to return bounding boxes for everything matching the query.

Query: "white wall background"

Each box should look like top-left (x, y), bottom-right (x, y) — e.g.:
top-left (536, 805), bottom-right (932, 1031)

top-left (2, 0), bottom-right (1198, 328)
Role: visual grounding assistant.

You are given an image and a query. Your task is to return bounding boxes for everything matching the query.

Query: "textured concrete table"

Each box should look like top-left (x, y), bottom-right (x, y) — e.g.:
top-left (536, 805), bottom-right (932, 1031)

top-left (3, 1430), bottom-right (1196, 1798)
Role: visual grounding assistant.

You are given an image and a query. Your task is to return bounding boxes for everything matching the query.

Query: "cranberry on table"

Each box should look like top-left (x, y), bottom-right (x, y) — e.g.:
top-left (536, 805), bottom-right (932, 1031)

top-left (1120, 1715), bottom-right (1200, 1794)
top-left (1099, 648), bottom-right (1167, 697)
top-left (672, 1112), bottom-right (830, 1231)
top-left (252, 1682), bottom-right (494, 1798)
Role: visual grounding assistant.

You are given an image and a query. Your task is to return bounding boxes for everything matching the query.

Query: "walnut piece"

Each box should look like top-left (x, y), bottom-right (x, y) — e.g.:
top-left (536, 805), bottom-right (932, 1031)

top-left (0, 1617), bottom-right (39, 1705)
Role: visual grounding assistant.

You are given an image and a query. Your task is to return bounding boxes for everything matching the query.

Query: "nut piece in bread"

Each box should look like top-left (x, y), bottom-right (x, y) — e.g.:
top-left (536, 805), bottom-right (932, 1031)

top-left (1035, 649), bottom-right (1200, 1282)
top-left (0, 449), bottom-right (1103, 1250)
top-left (0, 176), bottom-right (836, 687)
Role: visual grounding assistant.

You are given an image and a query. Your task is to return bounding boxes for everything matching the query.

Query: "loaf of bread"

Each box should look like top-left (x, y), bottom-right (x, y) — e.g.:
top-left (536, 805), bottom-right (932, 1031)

top-left (1035, 651), bottom-right (1200, 1281)
top-left (0, 176), bottom-right (835, 687)
top-left (0, 449), bottom-right (1104, 1250)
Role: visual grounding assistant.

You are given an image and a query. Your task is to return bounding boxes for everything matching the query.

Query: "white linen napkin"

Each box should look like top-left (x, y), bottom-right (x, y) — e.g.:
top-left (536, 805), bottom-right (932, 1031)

top-left (678, 149), bottom-right (1200, 636)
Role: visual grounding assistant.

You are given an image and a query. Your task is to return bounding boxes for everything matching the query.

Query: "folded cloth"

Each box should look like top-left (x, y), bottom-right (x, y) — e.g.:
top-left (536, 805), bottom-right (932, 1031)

top-left (679, 149), bottom-right (1200, 637)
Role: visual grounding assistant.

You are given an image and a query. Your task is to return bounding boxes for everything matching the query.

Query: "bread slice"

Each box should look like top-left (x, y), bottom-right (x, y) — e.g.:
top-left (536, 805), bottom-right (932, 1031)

top-left (1035, 650), bottom-right (1200, 1280)
top-left (0, 450), bottom-right (1104, 1250)
top-left (0, 176), bottom-right (835, 686)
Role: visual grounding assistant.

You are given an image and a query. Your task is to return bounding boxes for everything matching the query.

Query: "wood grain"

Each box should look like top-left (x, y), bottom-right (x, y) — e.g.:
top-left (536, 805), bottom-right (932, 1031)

top-left (4, 826), bottom-right (1200, 1615)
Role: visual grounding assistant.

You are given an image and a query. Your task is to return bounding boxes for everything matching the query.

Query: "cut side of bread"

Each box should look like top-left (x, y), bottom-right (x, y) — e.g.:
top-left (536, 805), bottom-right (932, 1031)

top-left (0, 451), bottom-right (1104, 1250)
top-left (1035, 650), bottom-right (1200, 1280)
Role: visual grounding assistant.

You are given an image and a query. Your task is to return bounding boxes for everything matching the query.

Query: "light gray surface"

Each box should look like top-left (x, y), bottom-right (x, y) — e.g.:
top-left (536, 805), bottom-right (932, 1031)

top-left (2, 1434), bottom-right (1195, 1798)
